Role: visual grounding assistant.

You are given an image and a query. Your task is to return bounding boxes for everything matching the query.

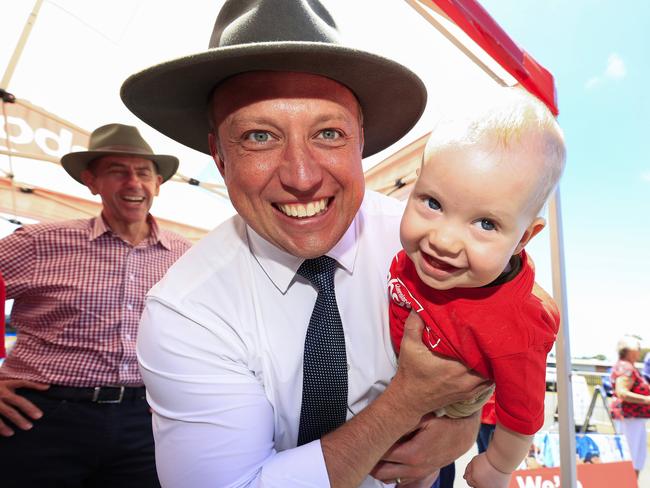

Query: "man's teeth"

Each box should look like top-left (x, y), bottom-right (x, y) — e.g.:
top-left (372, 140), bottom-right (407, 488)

top-left (123, 196), bottom-right (145, 202)
top-left (278, 198), bottom-right (328, 218)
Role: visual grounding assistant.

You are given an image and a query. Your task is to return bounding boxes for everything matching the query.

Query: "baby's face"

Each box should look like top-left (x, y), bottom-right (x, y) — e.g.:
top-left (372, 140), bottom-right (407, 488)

top-left (400, 136), bottom-right (546, 290)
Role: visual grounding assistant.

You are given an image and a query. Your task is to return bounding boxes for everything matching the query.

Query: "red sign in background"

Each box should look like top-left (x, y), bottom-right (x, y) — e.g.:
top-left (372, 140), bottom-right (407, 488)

top-left (509, 461), bottom-right (637, 488)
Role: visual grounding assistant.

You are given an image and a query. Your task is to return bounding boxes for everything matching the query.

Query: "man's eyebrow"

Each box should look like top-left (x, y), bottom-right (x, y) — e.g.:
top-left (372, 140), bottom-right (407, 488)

top-left (228, 115), bottom-right (278, 127)
top-left (312, 112), bottom-right (356, 125)
top-left (103, 161), bottom-right (129, 169)
top-left (228, 112), bottom-right (354, 127)
top-left (103, 161), bottom-right (152, 171)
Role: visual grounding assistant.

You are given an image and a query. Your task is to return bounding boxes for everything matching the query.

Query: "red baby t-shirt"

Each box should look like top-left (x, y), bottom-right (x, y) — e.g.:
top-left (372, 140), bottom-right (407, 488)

top-left (388, 250), bottom-right (559, 435)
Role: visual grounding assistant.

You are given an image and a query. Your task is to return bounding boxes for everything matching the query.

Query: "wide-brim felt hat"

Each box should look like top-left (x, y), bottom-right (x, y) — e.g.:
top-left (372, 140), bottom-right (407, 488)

top-left (120, 0), bottom-right (427, 158)
top-left (61, 123), bottom-right (179, 184)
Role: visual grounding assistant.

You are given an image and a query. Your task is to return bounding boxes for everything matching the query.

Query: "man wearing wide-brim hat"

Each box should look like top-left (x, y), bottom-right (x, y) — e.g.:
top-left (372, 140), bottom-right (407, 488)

top-left (124, 1), bottom-right (488, 487)
top-left (0, 123), bottom-right (190, 487)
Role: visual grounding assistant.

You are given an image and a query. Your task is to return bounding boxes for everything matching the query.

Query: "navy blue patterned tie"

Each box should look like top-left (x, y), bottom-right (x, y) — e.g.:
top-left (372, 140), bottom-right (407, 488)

top-left (296, 256), bottom-right (348, 446)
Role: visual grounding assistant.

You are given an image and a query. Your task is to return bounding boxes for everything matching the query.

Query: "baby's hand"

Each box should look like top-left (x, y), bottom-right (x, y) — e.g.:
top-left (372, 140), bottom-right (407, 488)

top-left (463, 452), bottom-right (511, 488)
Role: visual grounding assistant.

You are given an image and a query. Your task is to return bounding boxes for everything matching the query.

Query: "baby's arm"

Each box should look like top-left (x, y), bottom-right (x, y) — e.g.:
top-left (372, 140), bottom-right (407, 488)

top-left (463, 423), bottom-right (531, 488)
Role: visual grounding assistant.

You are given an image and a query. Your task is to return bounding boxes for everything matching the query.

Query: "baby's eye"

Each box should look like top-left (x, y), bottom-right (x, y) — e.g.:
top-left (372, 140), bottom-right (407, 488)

top-left (479, 219), bottom-right (496, 231)
top-left (426, 197), bottom-right (441, 211)
top-left (318, 129), bottom-right (340, 140)
top-left (245, 131), bottom-right (271, 142)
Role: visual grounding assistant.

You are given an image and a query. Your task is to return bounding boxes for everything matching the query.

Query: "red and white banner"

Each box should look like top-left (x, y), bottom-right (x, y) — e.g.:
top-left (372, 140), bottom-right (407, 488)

top-left (509, 462), bottom-right (637, 488)
top-left (0, 99), bottom-right (89, 164)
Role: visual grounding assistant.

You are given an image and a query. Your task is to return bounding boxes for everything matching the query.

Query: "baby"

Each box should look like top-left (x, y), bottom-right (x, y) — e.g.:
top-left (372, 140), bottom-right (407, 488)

top-left (388, 86), bottom-right (566, 488)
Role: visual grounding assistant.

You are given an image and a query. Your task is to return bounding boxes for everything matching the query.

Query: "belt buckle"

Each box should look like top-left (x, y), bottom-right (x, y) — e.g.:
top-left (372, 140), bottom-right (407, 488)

top-left (92, 386), bottom-right (125, 404)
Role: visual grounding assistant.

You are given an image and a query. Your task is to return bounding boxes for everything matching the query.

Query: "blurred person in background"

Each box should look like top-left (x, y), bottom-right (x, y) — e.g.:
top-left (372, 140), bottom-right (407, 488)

top-left (609, 335), bottom-right (650, 478)
top-left (642, 351), bottom-right (650, 383)
top-left (0, 123), bottom-right (191, 487)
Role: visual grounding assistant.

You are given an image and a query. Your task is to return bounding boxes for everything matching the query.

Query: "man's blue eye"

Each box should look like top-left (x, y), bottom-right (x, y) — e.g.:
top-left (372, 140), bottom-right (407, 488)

top-left (247, 132), bottom-right (269, 142)
top-left (480, 219), bottom-right (496, 231)
top-left (426, 197), bottom-right (441, 210)
top-left (320, 129), bottom-right (339, 140)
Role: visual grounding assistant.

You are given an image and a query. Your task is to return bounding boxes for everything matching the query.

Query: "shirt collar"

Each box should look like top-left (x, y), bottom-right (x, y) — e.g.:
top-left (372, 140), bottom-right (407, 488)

top-left (247, 215), bottom-right (359, 294)
top-left (89, 215), bottom-right (111, 241)
top-left (89, 214), bottom-right (170, 249)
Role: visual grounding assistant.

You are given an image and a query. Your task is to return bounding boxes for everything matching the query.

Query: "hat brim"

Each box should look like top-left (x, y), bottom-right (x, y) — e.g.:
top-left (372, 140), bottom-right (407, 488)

top-left (61, 150), bottom-right (179, 184)
top-left (120, 42), bottom-right (427, 158)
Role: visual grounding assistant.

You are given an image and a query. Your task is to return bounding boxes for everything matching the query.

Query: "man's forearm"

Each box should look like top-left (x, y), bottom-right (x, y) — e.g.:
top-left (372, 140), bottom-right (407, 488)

top-left (321, 383), bottom-right (421, 487)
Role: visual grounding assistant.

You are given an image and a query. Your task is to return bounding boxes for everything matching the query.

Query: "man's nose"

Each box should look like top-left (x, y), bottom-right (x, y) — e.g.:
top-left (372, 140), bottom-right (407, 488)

top-left (277, 138), bottom-right (323, 192)
top-left (124, 169), bottom-right (143, 186)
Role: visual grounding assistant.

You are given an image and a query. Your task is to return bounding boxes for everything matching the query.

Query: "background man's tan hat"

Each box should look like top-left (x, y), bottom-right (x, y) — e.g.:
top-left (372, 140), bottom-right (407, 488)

top-left (61, 123), bottom-right (179, 184)
top-left (120, 0), bottom-right (427, 158)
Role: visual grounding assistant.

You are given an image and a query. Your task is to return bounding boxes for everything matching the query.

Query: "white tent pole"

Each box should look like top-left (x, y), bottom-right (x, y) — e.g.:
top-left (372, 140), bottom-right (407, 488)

top-left (548, 187), bottom-right (577, 487)
top-left (1, 0), bottom-right (44, 90)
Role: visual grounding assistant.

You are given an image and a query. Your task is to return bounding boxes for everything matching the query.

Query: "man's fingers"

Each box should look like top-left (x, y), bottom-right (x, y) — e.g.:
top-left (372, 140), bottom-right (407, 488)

top-left (0, 402), bottom-right (33, 431)
top-left (370, 460), bottom-right (410, 484)
top-left (14, 380), bottom-right (50, 391)
top-left (370, 462), bottom-right (400, 483)
top-left (0, 380), bottom-right (48, 430)
top-left (0, 419), bottom-right (15, 437)
top-left (7, 392), bottom-right (44, 421)
top-left (402, 312), bottom-right (424, 341)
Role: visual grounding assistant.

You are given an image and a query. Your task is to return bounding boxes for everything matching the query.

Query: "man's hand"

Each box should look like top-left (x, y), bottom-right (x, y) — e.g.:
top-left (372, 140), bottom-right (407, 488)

top-left (0, 379), bottom-right (49, 437)
top-left (463, 452), bottom-right (511, 488)
top-left (371, 412), bottom-right (480, 485)
top-left (389, 312), bottom-right (492, 419)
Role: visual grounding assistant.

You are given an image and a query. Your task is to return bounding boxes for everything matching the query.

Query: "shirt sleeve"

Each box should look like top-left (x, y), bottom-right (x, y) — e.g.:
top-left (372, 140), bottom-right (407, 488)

top-left (137, 298), bottom-right (330, 487)
top-left (0, 227), bottom-right (36, 299)
top-left (492, 344), bottom-right (549, 435)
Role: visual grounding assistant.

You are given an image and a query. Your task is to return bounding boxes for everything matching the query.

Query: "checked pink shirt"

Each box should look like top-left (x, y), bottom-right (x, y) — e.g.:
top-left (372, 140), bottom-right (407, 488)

top-left (0, 216), bottom-right (190, 387)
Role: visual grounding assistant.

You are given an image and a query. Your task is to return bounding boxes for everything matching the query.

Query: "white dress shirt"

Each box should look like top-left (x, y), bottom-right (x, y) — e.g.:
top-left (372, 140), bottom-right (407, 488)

top-left (137, 191), bottom-right (405, 487)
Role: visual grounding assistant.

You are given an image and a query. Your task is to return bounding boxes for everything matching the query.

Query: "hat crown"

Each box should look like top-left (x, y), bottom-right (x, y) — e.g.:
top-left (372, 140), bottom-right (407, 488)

top-left (209, 0), bottom-right (340, 49)
top-left (88, 123), bottom-right (153, 154)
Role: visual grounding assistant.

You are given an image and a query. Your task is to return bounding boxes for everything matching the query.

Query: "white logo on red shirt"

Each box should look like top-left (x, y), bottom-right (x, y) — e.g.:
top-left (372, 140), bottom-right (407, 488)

top-left (388, 275), bottom-right (424, 313)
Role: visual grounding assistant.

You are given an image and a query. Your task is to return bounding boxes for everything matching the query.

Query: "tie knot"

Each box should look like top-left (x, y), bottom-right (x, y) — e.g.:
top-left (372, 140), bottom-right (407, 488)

top-left (297, 256), bottom-right (337, 291)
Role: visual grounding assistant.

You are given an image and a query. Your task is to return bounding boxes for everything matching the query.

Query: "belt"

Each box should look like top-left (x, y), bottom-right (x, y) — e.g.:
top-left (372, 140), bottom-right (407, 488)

top-left (42, 385), bottom-right (147, 404)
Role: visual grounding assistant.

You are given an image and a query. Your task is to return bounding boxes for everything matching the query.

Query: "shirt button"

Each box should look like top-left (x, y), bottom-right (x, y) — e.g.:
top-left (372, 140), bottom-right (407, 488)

top-left (129, 274), bottom-right (135, 281)
top-left (347, 363), bottom-right (351, 371)
top-left (126, 303), bottom-right (133, 311)
top-left (125, 334), bottom-right (132, 340)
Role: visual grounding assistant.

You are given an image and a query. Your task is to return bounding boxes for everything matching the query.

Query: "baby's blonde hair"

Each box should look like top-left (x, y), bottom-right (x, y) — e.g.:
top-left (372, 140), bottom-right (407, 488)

top-left (424, 86), bottom-right (566, 216)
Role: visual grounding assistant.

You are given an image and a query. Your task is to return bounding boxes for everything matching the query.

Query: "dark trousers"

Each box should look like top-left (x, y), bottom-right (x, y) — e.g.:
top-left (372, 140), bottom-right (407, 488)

top-left (476, 423), bottom-right (496, 454)
top-left (0, 388), bottom-right (160, 488)
top-left (432, 463), bottom-right (455, 488)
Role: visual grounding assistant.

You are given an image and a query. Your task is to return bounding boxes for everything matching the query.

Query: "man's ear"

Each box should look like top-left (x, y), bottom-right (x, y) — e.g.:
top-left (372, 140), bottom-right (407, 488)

top-left (80, 169), bottom-right (98, 195)
top-left (359, 126), bottom-right (365, 154)
top-left (154, 173), bottom-right (162, 196)
top-left (514, 217), bottom-right (546, 254)
top-left (208, 132), bottom-right (226, 178)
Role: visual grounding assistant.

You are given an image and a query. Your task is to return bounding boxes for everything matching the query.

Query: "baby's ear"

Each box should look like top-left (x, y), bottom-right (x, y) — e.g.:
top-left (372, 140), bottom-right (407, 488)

top-left (514, 217), bottom-right (546, 254)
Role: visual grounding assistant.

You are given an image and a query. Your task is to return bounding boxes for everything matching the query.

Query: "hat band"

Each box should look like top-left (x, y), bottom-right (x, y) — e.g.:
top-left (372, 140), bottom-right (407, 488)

top-left (91, 144), bottom-right (152, 155)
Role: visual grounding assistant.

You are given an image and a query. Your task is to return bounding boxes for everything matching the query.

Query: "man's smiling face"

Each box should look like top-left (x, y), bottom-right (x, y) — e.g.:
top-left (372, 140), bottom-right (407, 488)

top-left (209, 71), bottom-right (366, 258)
top-left (82, 155), bottom-right (161, 229)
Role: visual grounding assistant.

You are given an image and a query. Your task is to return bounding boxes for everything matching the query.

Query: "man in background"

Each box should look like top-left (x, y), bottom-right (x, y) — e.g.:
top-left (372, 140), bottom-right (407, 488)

top-left (0, 123), bottom-right (191, 487)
